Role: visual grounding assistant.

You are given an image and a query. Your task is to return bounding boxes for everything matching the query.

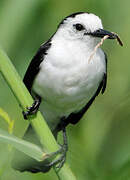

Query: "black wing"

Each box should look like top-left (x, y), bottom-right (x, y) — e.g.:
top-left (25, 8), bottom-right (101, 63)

top-left (56, 53), bottom-right (107, 131)
top-left (23, 40), bottom-right (51, 93)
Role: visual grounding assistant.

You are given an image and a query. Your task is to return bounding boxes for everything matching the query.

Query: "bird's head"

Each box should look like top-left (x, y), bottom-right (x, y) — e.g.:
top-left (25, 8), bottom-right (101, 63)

top-left (57, 12), bottom-right (117, 47)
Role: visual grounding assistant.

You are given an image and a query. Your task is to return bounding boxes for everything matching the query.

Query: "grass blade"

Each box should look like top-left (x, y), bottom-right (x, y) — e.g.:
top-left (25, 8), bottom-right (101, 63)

top-left (0, 128), bottom-right (45, 161)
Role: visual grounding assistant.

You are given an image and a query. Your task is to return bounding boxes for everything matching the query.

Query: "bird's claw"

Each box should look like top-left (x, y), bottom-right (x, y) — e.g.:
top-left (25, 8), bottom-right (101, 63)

top-left (22, 97), bottom-right (41, 119)
top-left (55, 154), bottom-right (66, 169)
top-left (47, 154), bottom-right (65, 171)
top-left (45, 142), bottom-right (68, 171)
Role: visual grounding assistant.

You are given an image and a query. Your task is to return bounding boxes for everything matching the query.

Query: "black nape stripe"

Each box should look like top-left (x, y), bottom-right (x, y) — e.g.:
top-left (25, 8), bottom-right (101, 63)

top-left (58, 12), bottom-right (89, 28)
top-left (66, 12), bottom-right (88, 18)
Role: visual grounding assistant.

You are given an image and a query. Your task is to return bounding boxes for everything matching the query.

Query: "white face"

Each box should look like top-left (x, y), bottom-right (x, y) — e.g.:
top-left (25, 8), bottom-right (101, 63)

top-left (57, 13), bottom-right (103, 43)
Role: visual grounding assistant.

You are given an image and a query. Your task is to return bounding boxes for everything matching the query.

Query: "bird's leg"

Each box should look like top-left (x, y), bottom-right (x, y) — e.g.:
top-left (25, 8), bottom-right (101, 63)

top-left (56, 127), bottom-right (68, 169)
top-left (46, 127), bottom-right (68, 171)
top-left (22, 95), bottom-right (41, 119)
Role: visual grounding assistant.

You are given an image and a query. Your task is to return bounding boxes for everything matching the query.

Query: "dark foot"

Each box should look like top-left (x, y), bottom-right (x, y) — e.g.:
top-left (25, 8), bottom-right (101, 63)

top-left (23, 96), bottom-right (41, 119)
top-left (46, 128), bottom-right (68, 171)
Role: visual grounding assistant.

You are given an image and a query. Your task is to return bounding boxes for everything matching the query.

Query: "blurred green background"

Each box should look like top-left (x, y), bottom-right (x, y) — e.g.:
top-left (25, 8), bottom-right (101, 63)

top-left (0, 0), bottom-right (129, 179)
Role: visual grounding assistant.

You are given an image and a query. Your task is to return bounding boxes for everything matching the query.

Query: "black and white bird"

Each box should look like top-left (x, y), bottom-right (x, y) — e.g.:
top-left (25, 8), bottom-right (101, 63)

top-left (14, 12), bottom-right (122, 173)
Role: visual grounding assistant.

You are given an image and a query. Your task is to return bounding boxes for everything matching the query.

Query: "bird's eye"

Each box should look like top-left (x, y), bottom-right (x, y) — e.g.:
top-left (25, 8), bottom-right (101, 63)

top-left (74, 23), bottom-right (85, 31)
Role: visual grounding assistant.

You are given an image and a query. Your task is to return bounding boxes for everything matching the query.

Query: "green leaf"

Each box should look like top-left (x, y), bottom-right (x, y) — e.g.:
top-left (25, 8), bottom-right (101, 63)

top-left (0, 108), bottom-right (14, 134)
top-left (0, 128), bottom-right (45, 161)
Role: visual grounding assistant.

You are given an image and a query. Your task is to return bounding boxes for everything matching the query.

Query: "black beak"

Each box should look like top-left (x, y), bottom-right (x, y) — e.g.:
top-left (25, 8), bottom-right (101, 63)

top-left (85, 29), bottom-right (117, 39)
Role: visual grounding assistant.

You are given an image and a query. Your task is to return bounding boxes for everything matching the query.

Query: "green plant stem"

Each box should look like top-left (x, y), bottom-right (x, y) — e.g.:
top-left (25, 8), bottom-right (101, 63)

top-left (0, 48), bottom-right (76, 180)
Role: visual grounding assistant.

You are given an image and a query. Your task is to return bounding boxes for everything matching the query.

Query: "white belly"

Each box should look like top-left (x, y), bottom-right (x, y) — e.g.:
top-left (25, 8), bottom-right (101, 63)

top-left (33, 43), bottom-right (106, 130)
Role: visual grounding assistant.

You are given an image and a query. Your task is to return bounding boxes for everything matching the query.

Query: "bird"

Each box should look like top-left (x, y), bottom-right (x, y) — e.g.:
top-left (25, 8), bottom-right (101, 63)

top-left (13, 12), bottom-right (121, 173)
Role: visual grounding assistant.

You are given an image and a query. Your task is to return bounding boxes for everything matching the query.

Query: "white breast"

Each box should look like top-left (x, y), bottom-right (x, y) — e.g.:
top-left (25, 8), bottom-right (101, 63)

top-left (33, 38), bottom-right (106, 130)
